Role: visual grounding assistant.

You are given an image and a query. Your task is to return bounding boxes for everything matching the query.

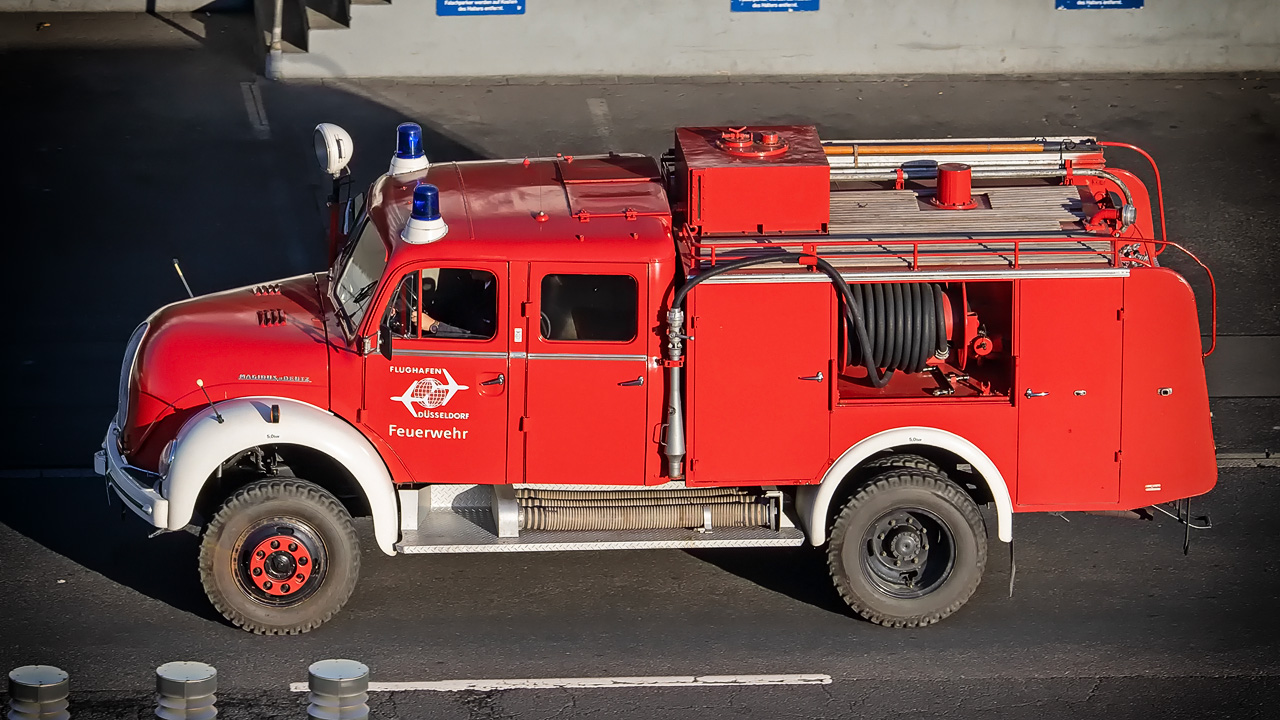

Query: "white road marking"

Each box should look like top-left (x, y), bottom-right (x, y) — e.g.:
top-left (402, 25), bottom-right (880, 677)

top-left (240, 81), bottom-right (271, 140)
top-left (587, 97), bottom-right (614, 146)
top-left (289, 674), bottom-right (831, 692)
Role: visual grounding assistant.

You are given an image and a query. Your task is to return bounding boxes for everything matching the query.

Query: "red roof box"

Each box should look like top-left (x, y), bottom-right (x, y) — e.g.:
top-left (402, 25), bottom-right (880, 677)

top-left (674, 125), bottom-right (830, 236)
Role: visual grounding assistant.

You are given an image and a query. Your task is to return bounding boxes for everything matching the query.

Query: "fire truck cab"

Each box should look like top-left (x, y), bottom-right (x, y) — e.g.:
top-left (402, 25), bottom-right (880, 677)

top-left (96, 122), bottom-right (1216, 635)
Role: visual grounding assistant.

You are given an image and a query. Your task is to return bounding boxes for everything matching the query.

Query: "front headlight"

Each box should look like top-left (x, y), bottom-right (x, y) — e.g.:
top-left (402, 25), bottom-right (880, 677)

top-left (157, 440), bottom-right (176, 478)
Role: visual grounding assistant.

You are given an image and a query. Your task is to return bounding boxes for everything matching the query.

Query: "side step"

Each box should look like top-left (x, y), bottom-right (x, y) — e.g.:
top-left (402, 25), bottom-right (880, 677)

top-left (394, 484), bottom-right (806, 554)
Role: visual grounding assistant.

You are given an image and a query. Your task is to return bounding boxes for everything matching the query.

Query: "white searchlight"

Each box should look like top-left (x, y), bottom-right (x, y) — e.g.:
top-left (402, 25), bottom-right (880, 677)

top-left (313, 123), bottom-right (354, 177)
top-left (389, 122), bottom-right (430, 176)
top-left (401, 184), bottom-right (448, 244)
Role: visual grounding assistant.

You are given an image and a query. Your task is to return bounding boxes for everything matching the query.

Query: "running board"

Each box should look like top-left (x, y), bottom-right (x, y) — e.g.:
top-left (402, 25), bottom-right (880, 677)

top-left (394, 485), bottom-right (805, 554)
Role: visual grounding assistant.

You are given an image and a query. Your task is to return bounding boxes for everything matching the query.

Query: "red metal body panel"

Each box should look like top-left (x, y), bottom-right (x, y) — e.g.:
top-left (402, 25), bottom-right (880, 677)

top-left (119, 125), bottom-right (1217, 525)
top-left (358, 260), bottom-right (512, 486)
top-left (122, 274), bottom-right (330, 467)
top-left (522, 261), bottom-right (653, 485)
top-left (675, 126), bottom-right (830, 236)
top-left (1118, 268), bottom-right (1217, 506)
top-left (1015, 278), bottom-right (1124, 507)
top-left (829, 399), bottom-right (1019, 489)
top-left (686, 281), bottom-right (833, 485)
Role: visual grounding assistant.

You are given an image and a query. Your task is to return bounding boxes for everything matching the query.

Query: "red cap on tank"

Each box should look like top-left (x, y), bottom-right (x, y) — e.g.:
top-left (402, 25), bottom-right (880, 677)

top-left (931, 163), bottom-right (978, 210)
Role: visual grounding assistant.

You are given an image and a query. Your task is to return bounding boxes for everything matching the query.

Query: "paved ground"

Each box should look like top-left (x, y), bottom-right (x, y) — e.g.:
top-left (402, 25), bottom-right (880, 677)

top-left (1, 10), bottom-right (1279, 719)
top-left (0, 471), bottom-right (1276, 718)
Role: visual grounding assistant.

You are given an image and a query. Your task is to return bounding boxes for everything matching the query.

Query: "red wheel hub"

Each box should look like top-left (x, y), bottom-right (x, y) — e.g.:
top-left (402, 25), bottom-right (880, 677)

top-left (246, 535), bottom-right (313, 597)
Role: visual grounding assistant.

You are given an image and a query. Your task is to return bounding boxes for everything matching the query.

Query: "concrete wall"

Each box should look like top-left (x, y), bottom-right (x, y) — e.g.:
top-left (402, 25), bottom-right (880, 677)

top-left (283, 0), bottom-right (1280, 79)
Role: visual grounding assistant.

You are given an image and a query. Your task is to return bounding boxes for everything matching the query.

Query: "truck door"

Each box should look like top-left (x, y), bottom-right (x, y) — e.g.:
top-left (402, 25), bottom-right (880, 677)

top-left (1016, 277), bottom-right (1123, 506)
top-left (362, 262), bottom-right (510, 485)
top-left (523, 262), bottom-right (650, 485)
top-left (686, 281), bottom-right (832, 485)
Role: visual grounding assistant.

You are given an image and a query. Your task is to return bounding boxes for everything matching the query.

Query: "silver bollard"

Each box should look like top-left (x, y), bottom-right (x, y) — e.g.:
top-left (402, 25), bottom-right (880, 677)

top-left (7, 665), bottom-right (70, 720)
top-left (154, 662), bottom-right (217, 720)
top-left (306, 660), bottom-right (369, 720)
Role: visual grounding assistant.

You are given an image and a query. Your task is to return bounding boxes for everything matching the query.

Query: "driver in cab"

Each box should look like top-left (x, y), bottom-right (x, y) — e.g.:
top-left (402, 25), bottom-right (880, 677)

top-left (419, 270), bottom-right (496, 339)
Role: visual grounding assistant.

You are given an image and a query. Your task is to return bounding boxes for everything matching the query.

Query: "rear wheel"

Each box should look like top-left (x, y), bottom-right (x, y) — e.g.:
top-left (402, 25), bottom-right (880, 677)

top-left (199, 479), bottom-right (360, 635)
top-left (827, 469), bottom-right (985, 627)
top-left (861, 452), bottom-right (945, 477)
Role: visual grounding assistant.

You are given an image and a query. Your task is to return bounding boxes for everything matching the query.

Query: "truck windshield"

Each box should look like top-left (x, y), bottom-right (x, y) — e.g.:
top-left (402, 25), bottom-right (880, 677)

top-left (331, 218), bottom-right (388, 338)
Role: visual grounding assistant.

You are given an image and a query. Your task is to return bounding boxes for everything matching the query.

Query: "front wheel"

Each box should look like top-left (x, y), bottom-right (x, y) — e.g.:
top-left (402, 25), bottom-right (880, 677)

top-left (199, 479), bottom-right (360, 635)
top-left (827, 469), bottom-right (986, 627)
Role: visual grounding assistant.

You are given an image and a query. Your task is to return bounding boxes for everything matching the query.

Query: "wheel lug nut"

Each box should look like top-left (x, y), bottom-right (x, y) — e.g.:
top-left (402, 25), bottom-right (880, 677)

top-left (281, 584), bottom-right (291, 593)
top-left (270, 540), bottom-right (280, 550)
top-left (877, 533), bottom-right (885, 540)
top-left (889, 520), bottom-right (897, 526)
top-left (913, 558), bottom-right (919, 564)
top-left (880, 551), bottom-right (887, 557)
top-left (894, 560), bottom-right (901, 566)
top-left (296, 573), bottom-right (305, 582)
top-left (299, 557), bottom-right (308, 566)
top-left (256, 550), bottom-right (265, 559)
top-left (288, 542), bottom-right (298, 552)
top-left (252, 567), bottom-right (262, 576)
top-left (263, 581), bottom-right (273, 590)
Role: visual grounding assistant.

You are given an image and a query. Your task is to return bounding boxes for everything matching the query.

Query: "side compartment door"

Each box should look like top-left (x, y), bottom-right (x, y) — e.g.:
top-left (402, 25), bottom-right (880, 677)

top-left (523, 262), bottom-right (650, 485)
top-left (361, 262), bottom-right (510, 485)
top-left (1016, 278), bottom-right (1122, 506)
top-left (687, 281), bottom-right (832, 484)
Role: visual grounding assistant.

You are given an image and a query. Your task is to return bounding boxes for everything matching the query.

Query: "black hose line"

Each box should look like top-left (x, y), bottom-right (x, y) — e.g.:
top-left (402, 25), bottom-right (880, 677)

top-left (810, 257), bottom-right (896, 387)
top-left (670, 253), bottom-right (801, 308)
top-left (668, 253), bottom-right (895, 388)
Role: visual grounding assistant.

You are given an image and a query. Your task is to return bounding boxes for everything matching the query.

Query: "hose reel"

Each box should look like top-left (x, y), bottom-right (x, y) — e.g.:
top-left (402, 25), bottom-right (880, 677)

top-left (847, 282), bottom-right (951, 374)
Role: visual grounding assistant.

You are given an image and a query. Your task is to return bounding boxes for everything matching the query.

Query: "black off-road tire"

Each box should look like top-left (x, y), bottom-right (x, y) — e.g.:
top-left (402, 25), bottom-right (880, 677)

top-left (199, 479), bottom-right (360, 635)
top-left (827, 469), bottom-right (985, 627)
top-left (861, 453), bottom-right (946, 477)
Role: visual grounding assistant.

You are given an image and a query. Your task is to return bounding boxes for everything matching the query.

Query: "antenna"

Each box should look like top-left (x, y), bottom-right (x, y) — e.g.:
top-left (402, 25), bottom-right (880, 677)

top-left (196, 379), bottom-right (224, 424)
top-left (173, 258), bottom-right (194, 298)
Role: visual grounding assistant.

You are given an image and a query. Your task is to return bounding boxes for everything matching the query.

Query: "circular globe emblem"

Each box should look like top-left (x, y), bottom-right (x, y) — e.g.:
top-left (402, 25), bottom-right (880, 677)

top-left (412, 378), bottom-right (450, 408)
top-left (391, 371), bottom-right (470, 416)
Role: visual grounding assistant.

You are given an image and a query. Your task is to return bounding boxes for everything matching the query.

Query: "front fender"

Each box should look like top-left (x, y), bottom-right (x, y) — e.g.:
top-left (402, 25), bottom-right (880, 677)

top-left (163, 397), bottom-right (399, 555)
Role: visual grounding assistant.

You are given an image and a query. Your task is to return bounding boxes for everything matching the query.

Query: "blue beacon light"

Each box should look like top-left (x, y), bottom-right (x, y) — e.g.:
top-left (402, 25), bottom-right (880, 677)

top-left (396, 123), bottom-right (424, 159)
top-left (402, 183), bottom-right (448, 244)
top-left (389, 122), bottom-right (430, 175)
top-left (411, 184), bottom-right (440, 221)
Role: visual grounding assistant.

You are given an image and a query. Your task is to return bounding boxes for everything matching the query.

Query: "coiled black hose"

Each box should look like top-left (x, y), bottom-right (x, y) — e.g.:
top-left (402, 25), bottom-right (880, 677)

top-left (847, 282), bottom-right (949, 374)
top-left (669, 253), bottom-right (896, 388)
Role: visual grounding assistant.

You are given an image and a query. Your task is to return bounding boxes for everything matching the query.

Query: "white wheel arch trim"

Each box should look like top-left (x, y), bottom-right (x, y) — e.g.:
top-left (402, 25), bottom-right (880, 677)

top-left (795, 427), bottom-right (1013, 546)
top-left (162, 397), bottom-right (399, 555)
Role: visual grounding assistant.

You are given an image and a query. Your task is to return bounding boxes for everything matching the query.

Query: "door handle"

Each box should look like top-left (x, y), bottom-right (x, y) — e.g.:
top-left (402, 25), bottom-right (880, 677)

top-left (481, 374), bottom-right (505, 386)
top-left (800, 372), bottom-right (825, 383)
top-left (1024, 388), bottom-right (1049, 398)
top-left (619, 377), bottom-right (644, 387)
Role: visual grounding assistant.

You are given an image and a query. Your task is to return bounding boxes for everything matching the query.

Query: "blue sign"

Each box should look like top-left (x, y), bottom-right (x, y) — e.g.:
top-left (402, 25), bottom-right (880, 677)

top-left (731, 0), bottom-right (819, 11)
top-left (437, 0), bottom-right (524, 15)
top-left (1056, 0), bottom-right (1142, 8)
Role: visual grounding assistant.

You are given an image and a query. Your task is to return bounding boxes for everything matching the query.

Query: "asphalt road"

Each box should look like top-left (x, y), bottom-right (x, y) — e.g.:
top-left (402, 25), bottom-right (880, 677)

top-left (2, 10), bottom-right (1279, 719)
top-left (0, 470), bottom-right (1277, 718)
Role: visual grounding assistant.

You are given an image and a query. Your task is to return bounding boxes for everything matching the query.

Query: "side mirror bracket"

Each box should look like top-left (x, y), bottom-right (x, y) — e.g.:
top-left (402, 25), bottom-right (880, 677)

top-left (379, 322), bottom-right (393, 362)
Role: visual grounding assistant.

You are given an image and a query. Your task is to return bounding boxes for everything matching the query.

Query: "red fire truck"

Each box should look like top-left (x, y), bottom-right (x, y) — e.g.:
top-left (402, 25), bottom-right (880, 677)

top-left (95, 122), bottom-right (1217, 634)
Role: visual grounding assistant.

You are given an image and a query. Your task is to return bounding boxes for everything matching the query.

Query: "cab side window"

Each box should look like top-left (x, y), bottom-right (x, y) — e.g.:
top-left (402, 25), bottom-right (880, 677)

top-left (539, 274), bottom-right (637, 342)
top-left (383, 268), bottom-right (497, 341)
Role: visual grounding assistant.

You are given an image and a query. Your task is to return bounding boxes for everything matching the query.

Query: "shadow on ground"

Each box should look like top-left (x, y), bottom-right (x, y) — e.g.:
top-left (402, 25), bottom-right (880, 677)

top-left (0, 11), bottom-right (484, 468)
top-left (687, 546), bottom-right (856, 616)
top-left (0, 479), bottom-right (223, 622)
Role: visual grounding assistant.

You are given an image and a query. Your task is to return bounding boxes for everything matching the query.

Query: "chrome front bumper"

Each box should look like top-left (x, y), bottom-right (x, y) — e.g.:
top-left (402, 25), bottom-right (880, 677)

top-left (95, 423), bottom-right (168, 528)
